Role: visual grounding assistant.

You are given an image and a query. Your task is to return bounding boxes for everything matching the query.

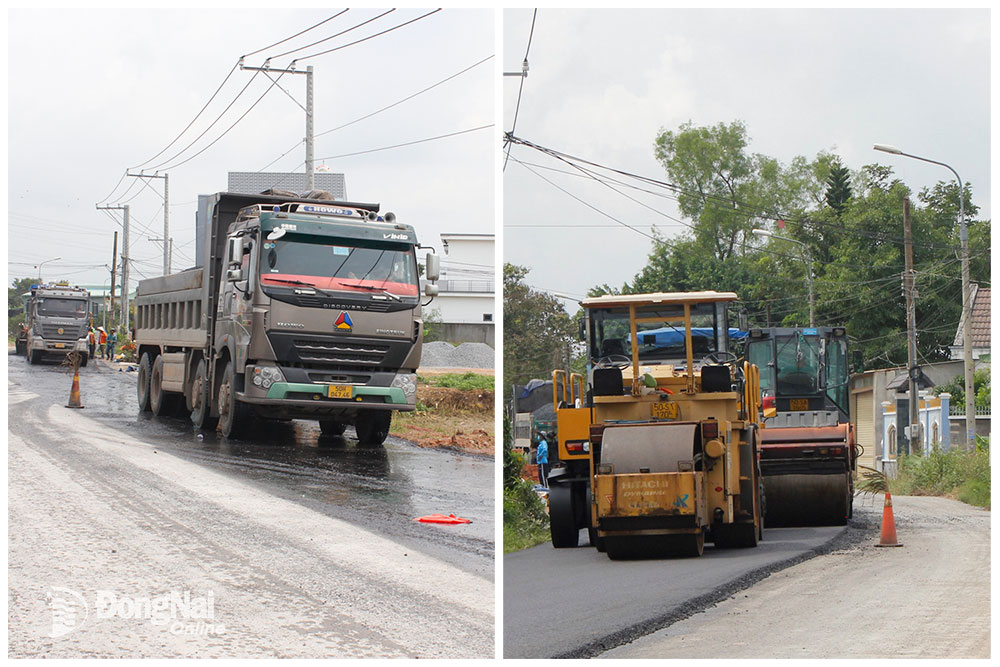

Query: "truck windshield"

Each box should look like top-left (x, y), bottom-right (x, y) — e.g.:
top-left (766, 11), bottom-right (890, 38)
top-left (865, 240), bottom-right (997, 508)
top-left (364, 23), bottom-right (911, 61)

top-left (774, 333), bottom-right (821, 395)
top-left (260, 237), bottom-right (418, 297)
top-left (590, 303), bottom-right (719, 364)
top-left (36, 298), bottom-right (87, 318)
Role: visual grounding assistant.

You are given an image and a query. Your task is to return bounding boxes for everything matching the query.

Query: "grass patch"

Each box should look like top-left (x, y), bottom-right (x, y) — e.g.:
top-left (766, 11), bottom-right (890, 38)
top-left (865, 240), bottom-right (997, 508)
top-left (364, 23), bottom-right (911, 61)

top-left (418, 372), bottom-right (494, 391)
top-left (893, 439), bottom-right (990, 509)
top-left (503, 477), bottom-right (550, 553)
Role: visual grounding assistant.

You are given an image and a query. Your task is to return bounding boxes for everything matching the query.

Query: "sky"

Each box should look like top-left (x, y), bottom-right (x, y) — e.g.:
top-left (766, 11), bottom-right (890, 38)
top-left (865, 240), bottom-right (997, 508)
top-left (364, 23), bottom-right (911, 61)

top-left (7, 8), bottom-right (494, 292)
top-left (502, 8), bottom-right (992, 308)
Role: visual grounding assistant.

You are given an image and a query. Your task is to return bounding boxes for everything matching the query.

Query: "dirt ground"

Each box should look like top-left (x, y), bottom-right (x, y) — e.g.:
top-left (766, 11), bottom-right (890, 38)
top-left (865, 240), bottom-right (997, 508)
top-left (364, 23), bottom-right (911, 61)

top-left (602, 495), bottom-right (990, 659)
top-left (389, 384), bottom-right (494, 456)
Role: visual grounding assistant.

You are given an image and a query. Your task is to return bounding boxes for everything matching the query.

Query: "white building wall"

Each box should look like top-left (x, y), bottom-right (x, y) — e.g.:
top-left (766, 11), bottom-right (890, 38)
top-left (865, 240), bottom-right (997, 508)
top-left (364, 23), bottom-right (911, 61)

top-left (436, 234), bottom-right (494, 325)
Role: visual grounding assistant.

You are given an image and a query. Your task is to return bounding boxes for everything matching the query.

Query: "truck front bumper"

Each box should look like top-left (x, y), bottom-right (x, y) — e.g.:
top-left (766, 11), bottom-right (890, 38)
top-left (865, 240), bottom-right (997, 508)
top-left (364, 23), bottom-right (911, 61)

top-left (259, 382), bottom-right (410, 408)
top-left (31, 337), bottom-right (89, 354)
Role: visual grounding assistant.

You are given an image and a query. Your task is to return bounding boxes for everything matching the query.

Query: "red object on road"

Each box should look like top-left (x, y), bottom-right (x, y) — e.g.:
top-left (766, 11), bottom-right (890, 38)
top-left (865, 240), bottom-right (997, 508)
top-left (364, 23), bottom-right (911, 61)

top-left (876, 492), bottom-right (902, 547)
top-left (415, 513), bottom-right (472, 525)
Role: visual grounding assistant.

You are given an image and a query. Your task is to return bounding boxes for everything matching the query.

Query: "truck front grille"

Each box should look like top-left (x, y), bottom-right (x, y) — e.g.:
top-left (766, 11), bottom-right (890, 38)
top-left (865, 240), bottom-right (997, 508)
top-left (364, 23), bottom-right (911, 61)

top-left (292, 339), bottom-right (389, 366)
top-left (40, 324), bottom-right (85, 341)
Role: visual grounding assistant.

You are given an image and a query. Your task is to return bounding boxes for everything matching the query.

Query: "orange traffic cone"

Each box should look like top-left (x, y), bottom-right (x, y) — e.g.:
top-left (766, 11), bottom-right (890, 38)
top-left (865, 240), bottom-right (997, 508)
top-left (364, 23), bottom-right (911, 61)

top-left (66, 367), bottom-right (84, 409)
top-left (876, 491), bottom-right (901, 547)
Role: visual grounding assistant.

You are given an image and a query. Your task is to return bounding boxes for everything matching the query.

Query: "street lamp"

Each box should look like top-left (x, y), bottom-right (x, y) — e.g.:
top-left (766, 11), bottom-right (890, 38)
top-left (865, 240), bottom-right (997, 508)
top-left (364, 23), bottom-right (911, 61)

top-left (35, 256), bottom-right (61, 282)
top-left (873, 143), bottom-right (974, 448)
top-left (753, 229), bottom-right (814, 326)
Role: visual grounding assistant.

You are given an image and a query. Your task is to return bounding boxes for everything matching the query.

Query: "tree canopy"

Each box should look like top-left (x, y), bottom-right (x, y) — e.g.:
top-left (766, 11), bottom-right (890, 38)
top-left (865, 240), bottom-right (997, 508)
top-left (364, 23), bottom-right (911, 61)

top-left (599, 120), bottom-right (991, 371)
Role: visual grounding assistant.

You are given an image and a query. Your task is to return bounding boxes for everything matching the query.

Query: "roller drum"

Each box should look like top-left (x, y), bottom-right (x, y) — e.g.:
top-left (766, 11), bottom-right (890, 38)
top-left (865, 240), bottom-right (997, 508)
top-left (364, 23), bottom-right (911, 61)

top-left (763, 473), bottom-right (850, 526)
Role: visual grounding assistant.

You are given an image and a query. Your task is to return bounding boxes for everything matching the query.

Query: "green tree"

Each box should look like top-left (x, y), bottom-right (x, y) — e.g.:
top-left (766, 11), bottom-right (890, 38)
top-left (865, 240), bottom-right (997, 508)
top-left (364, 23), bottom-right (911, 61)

top-left (503, 263), bottom-right (575, 398)
top-left (933, 368), bottom-right (990, 412)
top-left (825, 159), bottom-right (852, 215)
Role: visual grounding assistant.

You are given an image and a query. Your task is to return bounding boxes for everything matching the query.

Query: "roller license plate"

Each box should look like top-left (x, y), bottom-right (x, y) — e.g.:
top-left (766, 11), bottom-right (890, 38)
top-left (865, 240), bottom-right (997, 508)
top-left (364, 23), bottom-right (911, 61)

top-left (327, 384), bottom-right (353, 399)
top-left (651, 402), bottom-right (679, 420)
top-left (790, 398), bottom-right (810, 411)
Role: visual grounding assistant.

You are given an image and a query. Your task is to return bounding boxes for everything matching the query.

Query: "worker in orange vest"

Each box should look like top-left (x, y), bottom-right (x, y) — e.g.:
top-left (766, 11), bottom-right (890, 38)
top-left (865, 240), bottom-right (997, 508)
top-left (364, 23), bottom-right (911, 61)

top-left (88, 327), bottom-right (96, 360)
top-left (98, 327), bottom-right (108, 360)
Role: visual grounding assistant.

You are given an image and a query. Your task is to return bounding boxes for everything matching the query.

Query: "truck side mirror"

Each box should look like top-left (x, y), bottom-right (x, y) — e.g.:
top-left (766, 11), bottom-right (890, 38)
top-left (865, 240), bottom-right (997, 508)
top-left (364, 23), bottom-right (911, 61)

top-left (226, 268), bottom-right (244, 282)
top-left (227, 236), bottom-right (245, 266)
top-left (578, 317), bottom-right (586, 342)
top-left (424, 252), bottom-right (440, 282)
top-left (424, 283), bottom-right (439, 297)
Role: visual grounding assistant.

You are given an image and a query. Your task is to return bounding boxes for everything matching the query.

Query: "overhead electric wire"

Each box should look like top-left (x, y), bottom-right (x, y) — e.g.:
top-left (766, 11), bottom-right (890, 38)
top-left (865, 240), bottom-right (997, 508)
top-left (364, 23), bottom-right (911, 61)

top-left (268, 9), bottom-right (394, 60)
top-left (308, 124), bottom-right (492, 162)
top-left (508, 133), bottom-right (975, 252)
top-left (241, 9), bottom-right (350, 58)
top-left (504, 8), bottom-right (537, 172)
top-left (256, 53), bottom-right (494, 174)
top-left (294, 9), bottom-right (442, 62)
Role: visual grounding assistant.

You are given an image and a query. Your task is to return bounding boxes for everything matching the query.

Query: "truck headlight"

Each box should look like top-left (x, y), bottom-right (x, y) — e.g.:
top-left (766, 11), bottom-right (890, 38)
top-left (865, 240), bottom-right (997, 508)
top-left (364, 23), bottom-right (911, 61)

top-left (251, 365), bottom-right (285, 388)
top-left (391, 373), bottom-right (417, 401)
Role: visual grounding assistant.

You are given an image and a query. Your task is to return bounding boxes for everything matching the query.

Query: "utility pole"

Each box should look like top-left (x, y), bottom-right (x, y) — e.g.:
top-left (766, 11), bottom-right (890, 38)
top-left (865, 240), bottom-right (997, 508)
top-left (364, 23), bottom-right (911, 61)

top-left (240, 60), bottom-right (314, 190)
top-left (97, 204), bottom-right (130, 334)
top-left (903, 197), bottom-right (919, 455)
top-left (127, 172), bottom-right (169, 274)
top-left (109, 231), bottom-right (118, 332)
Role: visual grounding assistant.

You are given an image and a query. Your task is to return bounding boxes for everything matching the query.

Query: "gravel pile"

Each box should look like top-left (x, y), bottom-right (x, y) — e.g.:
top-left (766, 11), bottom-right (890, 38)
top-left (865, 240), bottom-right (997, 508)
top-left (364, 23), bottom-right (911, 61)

top-left (421, 341), bottom-right (495, 369)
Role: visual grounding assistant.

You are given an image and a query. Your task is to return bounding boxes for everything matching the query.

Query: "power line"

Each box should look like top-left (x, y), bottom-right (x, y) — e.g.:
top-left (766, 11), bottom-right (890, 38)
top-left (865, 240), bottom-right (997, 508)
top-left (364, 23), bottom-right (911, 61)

top-left (294, 9), bottom-right (443, 62)
top-left (307, 124), bottom-right (492, 162)
top-left (504, 9), bottom-right (537, 171)
top-left (269, 9), bottom-right (394, 60)
top-left (242, 9), bottom-right (350, 58)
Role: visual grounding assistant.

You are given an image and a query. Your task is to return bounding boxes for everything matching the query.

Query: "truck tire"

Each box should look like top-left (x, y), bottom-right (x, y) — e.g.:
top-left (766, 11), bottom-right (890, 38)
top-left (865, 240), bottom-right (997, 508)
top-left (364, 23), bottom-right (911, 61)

top-left (79, 353), bottom-right (88, 367)
top-left (548, 482), bottom-right (580, 548)
top-left (189, 359), bottom-right (217, 431)
top-left (150, 355), bottom-right (179, 417)
top-left (137, 353), bottom-right (152, 413)
top-left (218, 360), bottom-right (253, 439)
top-left (28, 348), bottom-right (40, 365)
top-left (354, 411), bottom-right (391, 445)
top-left (319, 420), bottom-right (347, 436)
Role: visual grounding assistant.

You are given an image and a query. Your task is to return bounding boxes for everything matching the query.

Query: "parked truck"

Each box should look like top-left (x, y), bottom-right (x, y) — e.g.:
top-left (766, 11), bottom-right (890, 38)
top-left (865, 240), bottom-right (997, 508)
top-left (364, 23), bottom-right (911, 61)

top-left (745, 326), bottom-right (858, 525)
top-left (134, 191), bottom-right (440, 441)
top-left (550, 291), bottom-right (765, 558)
top-left (21, 283), bottom-right (91, 365)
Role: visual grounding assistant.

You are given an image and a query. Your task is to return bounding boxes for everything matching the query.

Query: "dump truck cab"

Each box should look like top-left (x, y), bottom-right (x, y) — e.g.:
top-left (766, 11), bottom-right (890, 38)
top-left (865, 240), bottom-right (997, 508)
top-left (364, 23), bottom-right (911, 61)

top-left (550, 291), bottom-right (764, 558)
top-left (23, 283), bottom-right (91, 365)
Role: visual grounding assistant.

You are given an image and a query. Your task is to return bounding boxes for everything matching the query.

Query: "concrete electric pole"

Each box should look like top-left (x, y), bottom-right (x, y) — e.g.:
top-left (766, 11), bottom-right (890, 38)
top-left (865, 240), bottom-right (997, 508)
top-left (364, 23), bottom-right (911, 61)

top-left (240, 60), bottom-right (314, 191)
top-left (127, 172), bottom-right (169, 275)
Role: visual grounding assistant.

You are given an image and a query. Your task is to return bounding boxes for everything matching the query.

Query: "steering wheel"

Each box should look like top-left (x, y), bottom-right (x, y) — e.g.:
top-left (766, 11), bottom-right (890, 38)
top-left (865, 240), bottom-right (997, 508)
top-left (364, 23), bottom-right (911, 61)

top-left (702, 351), bottom-right (739, 365)
top-left (594, 354), bottom-right (632, 369)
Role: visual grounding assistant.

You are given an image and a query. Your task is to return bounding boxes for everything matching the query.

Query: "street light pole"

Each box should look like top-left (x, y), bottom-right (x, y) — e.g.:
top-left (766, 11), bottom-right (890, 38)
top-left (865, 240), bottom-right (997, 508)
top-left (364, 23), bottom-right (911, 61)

top-left (874, 143), bottom-right (975, 448)
top-left (752, 229), bottom-right (814, 326)
top-left (36, 256), bottom-right (61, 282)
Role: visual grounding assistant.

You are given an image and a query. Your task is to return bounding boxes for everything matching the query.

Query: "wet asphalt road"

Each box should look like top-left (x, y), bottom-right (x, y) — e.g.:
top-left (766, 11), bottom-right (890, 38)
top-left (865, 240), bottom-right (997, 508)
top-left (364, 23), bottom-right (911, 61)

top-left (503, 511), bottom-right (866, 658)
top-left (7, 352), bottom-right (493, 578)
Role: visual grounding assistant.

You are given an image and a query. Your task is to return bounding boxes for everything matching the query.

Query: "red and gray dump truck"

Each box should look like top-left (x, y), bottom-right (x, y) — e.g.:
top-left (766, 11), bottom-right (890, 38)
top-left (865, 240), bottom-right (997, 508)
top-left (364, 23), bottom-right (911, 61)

top-left (745, 326), bottom-right (859, 525)
top-left (134, 190), bottom-right (439, 441)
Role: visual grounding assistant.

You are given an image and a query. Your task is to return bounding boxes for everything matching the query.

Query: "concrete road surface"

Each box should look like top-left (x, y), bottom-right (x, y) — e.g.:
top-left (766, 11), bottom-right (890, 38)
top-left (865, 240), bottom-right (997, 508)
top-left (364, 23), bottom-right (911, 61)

top-left (504, 518), bottom-right (859, 658)
top-left (603, 495), bottom-right (989, 659)
top-left (8, 354), bottom-right (494, 657)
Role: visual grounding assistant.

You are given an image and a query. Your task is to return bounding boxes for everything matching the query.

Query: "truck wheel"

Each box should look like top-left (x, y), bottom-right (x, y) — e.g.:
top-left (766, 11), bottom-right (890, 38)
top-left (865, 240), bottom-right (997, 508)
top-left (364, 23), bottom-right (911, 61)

top-left (218, 361), bottom-right (253, 439)
top-left (150, 355), bottom-right (178, 416)
top-left (190, 359), bottom-right (217, 431)
top-left (28, 349), bottom-right (40, 365)
top-left (354, 411), bottom-right (391, 445)
top-left (319, 420), bottom-right (347, 436)
top-left (79, 353), bottom-right (88, 367)
top-left (137, 353), bottom-right (152, 413)
top-left (549, 482), bottom-right (580, 548)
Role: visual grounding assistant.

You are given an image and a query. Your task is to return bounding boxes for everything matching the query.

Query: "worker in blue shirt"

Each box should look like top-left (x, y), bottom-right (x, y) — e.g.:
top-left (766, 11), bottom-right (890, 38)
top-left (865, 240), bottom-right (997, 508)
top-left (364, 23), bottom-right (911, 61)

top-left (536, 432), bottom-right (550, 488)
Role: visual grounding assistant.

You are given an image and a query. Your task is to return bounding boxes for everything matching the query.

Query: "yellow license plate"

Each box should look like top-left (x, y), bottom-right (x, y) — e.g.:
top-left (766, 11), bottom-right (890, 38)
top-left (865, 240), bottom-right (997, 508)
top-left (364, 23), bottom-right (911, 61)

top-left (327, 385), bottom-right (353, 399)
top-left (790, 398), bottom-right (810, 411)
top-left (651, 402), bottom-right (679, 420)
top-left (53, 343), bottom-right (66, 349)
